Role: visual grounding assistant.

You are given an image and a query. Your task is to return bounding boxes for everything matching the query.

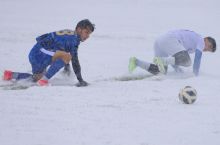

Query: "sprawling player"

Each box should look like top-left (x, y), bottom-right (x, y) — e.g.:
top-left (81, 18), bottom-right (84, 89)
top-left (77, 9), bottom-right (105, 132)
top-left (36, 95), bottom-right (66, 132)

top-left (129, 29), bottom-right (216, 76)
top-left (3, 19), bottom-right (95, 87)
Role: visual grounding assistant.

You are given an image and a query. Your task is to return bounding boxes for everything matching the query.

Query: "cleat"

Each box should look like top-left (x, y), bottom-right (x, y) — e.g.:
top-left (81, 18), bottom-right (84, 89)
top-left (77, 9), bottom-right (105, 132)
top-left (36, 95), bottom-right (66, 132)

top-left (3, 70), bottom-right (13, 80)
top-left (37, 79), bottom-right (49, 86)
top-left (128, 57), bottom-right (137, 72)
top-left (153, 57), bottom-right (167, 74)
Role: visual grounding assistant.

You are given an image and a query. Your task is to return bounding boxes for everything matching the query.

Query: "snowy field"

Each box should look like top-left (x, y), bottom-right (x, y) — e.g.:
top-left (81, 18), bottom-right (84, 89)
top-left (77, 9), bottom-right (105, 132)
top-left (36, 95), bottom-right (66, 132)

top-left (0, 0), bottom-right (220, 145)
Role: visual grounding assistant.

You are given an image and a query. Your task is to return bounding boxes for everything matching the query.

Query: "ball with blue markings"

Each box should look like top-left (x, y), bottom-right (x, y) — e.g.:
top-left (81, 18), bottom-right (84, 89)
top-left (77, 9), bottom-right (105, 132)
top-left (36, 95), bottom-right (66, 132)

top-left (179, 86), bottom-right (197, 104)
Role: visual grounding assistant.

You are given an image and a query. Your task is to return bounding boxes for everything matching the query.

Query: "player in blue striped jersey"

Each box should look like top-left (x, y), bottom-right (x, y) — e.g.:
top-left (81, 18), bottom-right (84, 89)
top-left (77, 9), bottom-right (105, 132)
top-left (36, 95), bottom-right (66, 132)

top-left (3, 19), bottom-right (95, 87)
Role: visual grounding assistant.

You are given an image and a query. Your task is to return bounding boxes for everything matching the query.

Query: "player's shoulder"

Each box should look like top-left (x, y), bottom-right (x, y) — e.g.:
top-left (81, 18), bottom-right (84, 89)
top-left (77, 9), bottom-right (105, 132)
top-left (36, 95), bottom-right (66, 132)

top-left (54, 29), bottom-right (75, 36)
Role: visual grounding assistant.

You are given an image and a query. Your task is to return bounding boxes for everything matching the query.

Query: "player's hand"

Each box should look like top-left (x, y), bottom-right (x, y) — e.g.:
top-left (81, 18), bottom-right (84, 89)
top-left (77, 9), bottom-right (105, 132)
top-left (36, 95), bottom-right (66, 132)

top-left (75, 80), bottom-right (89, 87)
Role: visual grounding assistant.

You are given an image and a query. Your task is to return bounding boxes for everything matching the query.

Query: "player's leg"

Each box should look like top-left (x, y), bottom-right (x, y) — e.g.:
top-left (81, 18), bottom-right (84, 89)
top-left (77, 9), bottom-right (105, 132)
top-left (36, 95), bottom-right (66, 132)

top-left (51, 50), bottom-right (72, 64)
top-left (156, 50), bottom-right (191, 68)
top-left (2, 44), bottom-right (43, 81)
top-left (2, 70), bottom-right (32, 81)
top-left (153, 57), bottom-right (168, 74)
top-left (30, 61), bottom-right (48, 82)
top-left (129, 57), bottom-right (160, 75)
top-left (38, 51), bottom-right (71, 86)
top-left (29, 46), bottom-right (53, 83)
top-left (136, 58), bottom-right (160, 75)
top-left (173, 50), bottom-right (191, 67)
top-left (153, 36), bottom-right (186, 73)
top-left (45, 51), bottom-right (71, 78)
top-left (153, 38), bottom-right (169, 74)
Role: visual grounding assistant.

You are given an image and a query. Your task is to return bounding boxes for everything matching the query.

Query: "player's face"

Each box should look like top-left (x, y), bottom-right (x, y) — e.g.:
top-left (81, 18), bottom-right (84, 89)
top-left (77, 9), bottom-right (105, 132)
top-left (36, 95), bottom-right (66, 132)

top-left (203, 38), bottom-right (213, 52)
top-left (77, 27), bottom-right (92, 42)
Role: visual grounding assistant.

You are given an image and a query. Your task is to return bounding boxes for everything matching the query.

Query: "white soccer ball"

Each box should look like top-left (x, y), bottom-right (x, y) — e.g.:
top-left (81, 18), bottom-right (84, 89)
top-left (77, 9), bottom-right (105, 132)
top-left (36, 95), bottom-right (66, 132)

top-left (179, 86), bottom-right (197, 104)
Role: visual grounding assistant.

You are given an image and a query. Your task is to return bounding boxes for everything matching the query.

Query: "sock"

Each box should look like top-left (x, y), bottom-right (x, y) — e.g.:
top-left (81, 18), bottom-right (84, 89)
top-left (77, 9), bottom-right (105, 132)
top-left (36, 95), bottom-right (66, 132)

top-left (12, 72), bottom-right (32, 80)
top-left (45, 59), bottom-right (65, 79)
top-left (162, 57), bottom-right (175, 65)
top-left (41, 75), bottom-right (49, 80)
top-left (136, 59), bottom-right (151, 71)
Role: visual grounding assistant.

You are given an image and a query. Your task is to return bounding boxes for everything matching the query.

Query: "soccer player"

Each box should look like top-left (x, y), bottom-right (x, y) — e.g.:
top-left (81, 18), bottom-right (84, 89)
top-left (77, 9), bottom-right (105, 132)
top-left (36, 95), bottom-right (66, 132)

top-left (3, 19), bottom-right (95, 87)
top-left (129, 29), bottom-right (216, 76)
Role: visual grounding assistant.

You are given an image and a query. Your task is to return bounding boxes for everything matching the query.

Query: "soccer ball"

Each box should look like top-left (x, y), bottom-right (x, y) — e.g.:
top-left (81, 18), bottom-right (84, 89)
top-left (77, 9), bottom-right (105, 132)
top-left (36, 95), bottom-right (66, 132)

top-left (179, 86), bottom-right (197, 104)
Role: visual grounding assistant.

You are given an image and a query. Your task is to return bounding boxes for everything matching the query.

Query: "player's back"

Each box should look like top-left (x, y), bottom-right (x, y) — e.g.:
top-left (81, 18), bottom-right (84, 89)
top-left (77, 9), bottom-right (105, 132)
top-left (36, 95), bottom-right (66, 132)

top-left (36, 29), bottom-right (80, 52)
top-left (167, 29), bottom-right (204, 53)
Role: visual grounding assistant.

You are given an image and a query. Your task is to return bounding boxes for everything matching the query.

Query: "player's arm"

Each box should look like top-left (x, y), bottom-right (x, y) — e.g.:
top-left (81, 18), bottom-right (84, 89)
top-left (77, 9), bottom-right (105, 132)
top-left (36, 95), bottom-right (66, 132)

top-left (71, 55), bottom-right (88, 87)
top-left (69, 42), bottom-right (88, 87)
top-left (71, 54), bottom-right (82, 81)
top-left (193, 49), bottom-right (202, 76)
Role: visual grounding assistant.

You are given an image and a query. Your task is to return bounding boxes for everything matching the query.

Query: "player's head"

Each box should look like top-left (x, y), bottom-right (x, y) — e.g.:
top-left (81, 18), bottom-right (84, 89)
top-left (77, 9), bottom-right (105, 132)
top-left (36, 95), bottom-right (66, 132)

top-left (75, 19), bottom-right (95, 42)
top-left (204, 37), bottom-right (216, 52)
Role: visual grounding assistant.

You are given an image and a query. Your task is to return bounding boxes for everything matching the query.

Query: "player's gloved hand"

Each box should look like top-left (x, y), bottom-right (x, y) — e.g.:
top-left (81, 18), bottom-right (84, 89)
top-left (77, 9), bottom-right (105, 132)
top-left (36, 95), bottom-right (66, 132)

top-left (75, 80), bottom-right (89, 87)
top-left (63, 64), bottom-right (71, 76)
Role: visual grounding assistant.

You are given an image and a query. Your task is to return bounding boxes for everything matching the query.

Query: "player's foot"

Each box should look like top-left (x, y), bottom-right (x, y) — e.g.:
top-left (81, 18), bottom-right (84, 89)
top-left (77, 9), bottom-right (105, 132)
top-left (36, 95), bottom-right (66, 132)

top-left (37, 79), bottom-right (49, 86)
top-left (153, 57), bottom-right (167, 74)
top-left (128, 57), bottom-right (137, 72)
top-left (3, 70), bottom-right (13, 80)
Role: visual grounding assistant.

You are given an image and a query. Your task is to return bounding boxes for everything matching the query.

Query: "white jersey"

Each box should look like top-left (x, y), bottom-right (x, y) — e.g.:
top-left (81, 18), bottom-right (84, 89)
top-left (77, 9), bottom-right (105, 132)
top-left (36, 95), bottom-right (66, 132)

top-left (167, 29), bottom-right (205, 53)
top-left (154, 29), bottom-right (205, 56)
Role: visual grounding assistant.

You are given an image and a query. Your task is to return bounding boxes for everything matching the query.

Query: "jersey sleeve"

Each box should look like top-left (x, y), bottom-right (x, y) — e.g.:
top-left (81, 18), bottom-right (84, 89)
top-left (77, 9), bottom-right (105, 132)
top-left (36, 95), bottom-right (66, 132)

top-left (71, 55), bottom-right (83, 82)
top-left (67, 40), bottom-right (83, 82)
top-left (196, 37), bottom-right (205, 52)
top-left (193, 49), bottom-right (202, 76)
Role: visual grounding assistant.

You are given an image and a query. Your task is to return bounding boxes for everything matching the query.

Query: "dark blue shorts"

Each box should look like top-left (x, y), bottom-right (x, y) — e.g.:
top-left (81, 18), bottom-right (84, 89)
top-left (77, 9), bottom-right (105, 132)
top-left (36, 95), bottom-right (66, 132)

top-left (28, 44), bottom-right (53, 74)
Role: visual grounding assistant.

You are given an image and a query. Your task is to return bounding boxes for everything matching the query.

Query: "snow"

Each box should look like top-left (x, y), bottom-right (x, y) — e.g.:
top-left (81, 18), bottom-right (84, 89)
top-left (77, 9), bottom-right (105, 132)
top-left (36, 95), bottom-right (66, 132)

top-left (0, 0), bottom-right (220, 145)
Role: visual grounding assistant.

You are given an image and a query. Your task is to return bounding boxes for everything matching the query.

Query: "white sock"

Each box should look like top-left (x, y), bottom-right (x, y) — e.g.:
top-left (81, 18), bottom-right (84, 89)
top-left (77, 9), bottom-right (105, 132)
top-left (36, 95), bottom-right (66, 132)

top-left (41, 76), bottom-right (49, 80)
top-left (136, 59), bottom-right (151, 70)
top-left (162, 57), bottom-right (175, 65)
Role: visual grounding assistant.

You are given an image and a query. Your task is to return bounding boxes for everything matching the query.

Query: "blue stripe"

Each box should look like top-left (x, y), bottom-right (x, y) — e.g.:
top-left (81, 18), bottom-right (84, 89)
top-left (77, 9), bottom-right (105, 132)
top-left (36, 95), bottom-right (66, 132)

top-left (193, 49), bottom-right (202, 76)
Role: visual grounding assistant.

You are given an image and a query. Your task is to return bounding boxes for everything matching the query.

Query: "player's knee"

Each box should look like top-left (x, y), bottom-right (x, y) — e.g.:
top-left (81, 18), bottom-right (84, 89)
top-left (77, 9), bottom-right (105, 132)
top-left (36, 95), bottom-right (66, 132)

top-left (174, 51), bottom-right (191, 67)
top-left (53, 51), bottom-right (71, 64)
top-left (184, 58), bottom-right (191, 67)
top-left (62, 53), bottom-right (71, 64)
top-left (180, 53), bottom-right (191, 67)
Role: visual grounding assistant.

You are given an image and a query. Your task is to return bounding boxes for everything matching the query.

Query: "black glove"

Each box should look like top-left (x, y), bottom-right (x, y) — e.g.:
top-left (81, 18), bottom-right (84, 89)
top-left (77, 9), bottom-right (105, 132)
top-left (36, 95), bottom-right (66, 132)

top-left (63, 64), bottom-right (71, 76)
top-left (75, 80), bottom-right (89, 87)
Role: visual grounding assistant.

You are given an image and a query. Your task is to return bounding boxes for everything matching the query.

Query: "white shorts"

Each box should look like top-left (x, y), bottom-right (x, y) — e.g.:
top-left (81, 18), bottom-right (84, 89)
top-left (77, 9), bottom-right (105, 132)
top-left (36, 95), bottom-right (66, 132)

top-left (154, 34), bottom-right (185, 57)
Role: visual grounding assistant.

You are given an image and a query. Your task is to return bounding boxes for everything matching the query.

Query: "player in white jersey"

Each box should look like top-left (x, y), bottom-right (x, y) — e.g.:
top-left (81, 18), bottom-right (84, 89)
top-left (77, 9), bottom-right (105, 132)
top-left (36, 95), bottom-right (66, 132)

top-left (129, 29), bottom-right (216, 76)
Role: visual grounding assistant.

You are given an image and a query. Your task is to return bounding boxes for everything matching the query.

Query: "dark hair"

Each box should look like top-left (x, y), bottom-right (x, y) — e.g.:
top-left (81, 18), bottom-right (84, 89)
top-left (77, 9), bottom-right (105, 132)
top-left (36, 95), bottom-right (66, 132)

top-left (206, 37), bottom-right (216, 52)
top-left (75, 19), bottom-right (95, 32)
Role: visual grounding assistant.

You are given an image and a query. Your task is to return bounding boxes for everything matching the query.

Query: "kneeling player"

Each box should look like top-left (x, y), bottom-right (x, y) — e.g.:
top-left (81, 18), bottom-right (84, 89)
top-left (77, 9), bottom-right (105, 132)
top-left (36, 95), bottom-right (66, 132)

top-left (129, 29), bottom-right (216, 76)
top-left (3, 19), bottom-right (95, 87)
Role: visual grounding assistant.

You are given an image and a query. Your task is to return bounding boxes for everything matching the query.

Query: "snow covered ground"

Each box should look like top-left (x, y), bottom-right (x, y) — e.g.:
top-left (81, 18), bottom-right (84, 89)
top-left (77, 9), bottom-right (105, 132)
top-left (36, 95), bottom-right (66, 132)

top-left (0, 0), bottom-right (220, 145)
